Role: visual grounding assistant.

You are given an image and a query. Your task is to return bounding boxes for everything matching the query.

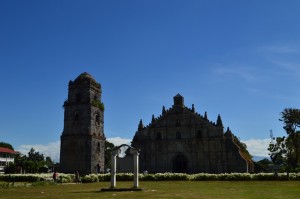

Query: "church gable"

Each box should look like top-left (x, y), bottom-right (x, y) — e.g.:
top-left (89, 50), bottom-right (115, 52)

top-left (134, 94), bottom-right (224, 141)
top-left (131, 93), bottom-right (253, 174)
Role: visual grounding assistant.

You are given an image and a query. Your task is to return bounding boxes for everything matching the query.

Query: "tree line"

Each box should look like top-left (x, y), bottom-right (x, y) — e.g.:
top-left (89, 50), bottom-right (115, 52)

top-left (268, 108), bottom-right (300, 172)
top-left (4, 148), bottom-right (54, 173)
top-left (2, 141), bottom-right (115, 174)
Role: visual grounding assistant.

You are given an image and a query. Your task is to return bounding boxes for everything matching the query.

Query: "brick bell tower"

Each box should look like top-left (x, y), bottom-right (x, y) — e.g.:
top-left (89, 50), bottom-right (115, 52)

top-left (60, 72), bottom-right (105, 174)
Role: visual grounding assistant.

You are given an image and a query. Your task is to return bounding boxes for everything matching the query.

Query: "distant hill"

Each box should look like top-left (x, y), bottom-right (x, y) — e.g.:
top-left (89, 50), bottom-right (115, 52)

top-left (252, 156), bottom-right (270, 162)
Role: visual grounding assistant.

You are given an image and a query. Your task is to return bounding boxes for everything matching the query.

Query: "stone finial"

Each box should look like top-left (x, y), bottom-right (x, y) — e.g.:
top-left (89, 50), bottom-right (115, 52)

top-left (225, 127), bottom-right (233, 139)
top-left (151, 114), bottom-right (155, 123)
top-left (138, 119), bottom-right (144, 131)
top-left (226, 127), bottom-right (231, 133)
top-left (162, 106), bottom-right (166, 115)
top-left (173, 93), bottom-right (184, 107)
top-left (216, 114), bottom-right (223, 127)
top-left (192, 104), bottom-right (195, 112)
top-left (204, 112), bottom-right (208, 120)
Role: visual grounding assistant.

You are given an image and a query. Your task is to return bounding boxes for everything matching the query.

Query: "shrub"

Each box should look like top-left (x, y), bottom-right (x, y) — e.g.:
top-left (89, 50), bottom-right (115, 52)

top-left (190, 173), bottom-right (218, 181)
top-left (1, 172), bottom-right (300, 183)
top-left (0, 173), bottom-right (74, 183)
top-left (153, 173), bottom-right (189, 181)
top-left (57, 173), bottom-right (74, 183)
top-left (0, 174), bottom-right (42, 182)
top-left (117, 173), bottom-right (133, 181)
top-left (251, 173), bottom-right (277, 181)
top-left (139, 173), bottom-right (156, 181)
top-left (82, 174), bottom-right (98, 183)
top-left (217, 173), bottom-right (251, 181)
top-left (98, 173), bottom-right (110, 182)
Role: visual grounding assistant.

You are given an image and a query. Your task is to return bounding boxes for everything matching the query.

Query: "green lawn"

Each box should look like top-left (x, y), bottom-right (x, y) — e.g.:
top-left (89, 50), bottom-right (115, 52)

top-left (0, 181), bottom-right (299, 199)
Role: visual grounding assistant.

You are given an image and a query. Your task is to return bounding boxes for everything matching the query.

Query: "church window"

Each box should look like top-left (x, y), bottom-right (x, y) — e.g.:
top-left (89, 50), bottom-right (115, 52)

top-left (157, 132), bottom-right (162, 140)
top-left (76, 93), bottom-right (81, 103)
top-left (74, 112), bottom-right (80, 121)
top-left (95, 114), bottom-right (100, 125)
top-left (197, 130), bottom-right (202, 138)
top-left (97, 142), bottom-right (100, 152)
top-left (94, 95), bottom-right (98, 100)
top-left (176, 119), bottom-right (181, 127)
top-left (176, 132), bottom-right (182, 139)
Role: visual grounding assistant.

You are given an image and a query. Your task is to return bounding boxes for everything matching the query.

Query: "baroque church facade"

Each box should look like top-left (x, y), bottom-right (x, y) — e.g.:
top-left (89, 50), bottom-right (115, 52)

top-left (131, 94), bottom-right (253, 173)
top-left (60, 73), bottom-right (106, 174)
top-left (59, 72), bottom-right (253, 174)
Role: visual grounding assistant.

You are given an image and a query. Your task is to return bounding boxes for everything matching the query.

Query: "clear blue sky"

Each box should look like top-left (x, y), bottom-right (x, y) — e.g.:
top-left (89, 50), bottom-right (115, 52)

top-left (1, 0), bottom-right (300, 160)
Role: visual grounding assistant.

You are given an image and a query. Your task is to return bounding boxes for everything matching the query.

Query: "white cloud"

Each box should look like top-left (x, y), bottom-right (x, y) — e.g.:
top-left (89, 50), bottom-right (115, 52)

top-left (16, 137), bottom-right (269, 162)
top-left (257, 45), bottom-right (299, 54)
top-left (241, 138), bottom-right (271, 157)
top-left (107, 137), bottom-right (132, 157)
top-left (257, 44), bottom-right (300, 77)
top-left (267, 59), bottom-right (300, 76)
top-left (213, 66), bottom-right (259, 83)
top-left (17, 141), bottom-right (61, 163)
top-left (16, 137), bottom-right (132, 163)
top-left (107, 137), bottom-right (131, 146)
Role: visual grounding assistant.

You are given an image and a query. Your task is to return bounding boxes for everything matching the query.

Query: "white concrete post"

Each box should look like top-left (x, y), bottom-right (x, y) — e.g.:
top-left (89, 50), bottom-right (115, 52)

top-left (131, 149), bottom-right (139, 188)
top-left (110, 149), bottom-right (119, 188)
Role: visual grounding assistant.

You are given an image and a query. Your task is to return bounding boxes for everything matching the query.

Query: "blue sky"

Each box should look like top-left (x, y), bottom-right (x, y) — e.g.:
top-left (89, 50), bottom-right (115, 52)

top-left (1, 1), bottom-right (300, 161)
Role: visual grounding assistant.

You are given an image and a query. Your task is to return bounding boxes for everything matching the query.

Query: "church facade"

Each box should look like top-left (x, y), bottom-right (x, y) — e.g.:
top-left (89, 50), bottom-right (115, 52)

top-left (60, 72), bottom-right (106, 174)
top-left (131, 94), bottom-right (253, 173)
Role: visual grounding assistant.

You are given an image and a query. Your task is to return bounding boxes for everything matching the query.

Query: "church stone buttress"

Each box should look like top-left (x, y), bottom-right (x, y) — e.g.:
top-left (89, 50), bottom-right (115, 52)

top-left (60, 72), bottom-right (105, 174)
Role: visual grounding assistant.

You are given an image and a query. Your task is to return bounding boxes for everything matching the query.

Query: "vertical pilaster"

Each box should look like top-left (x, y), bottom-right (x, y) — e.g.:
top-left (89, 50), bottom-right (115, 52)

top-left (110, 149), bottom-right (119, 188)
top-left (131, 149), bottom-right (139, 188)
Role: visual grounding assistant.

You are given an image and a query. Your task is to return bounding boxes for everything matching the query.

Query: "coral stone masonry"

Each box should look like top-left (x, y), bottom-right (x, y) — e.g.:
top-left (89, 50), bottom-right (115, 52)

top-left (131, 94), bottom-right (253, 173)
top-left (59, 72), bottom-right (253, 174)
top-left (60, 72), bottom-right (105, 174)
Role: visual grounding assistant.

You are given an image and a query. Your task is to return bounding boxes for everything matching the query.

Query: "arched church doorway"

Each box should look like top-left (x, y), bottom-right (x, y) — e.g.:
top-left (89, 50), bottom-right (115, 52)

top-left (172, 155), bottom-right (188, 173)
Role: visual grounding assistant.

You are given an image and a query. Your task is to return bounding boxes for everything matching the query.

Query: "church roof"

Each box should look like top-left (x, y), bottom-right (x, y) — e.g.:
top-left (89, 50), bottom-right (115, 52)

top-left (0, 147), bottom-right (17, 154)
top-left (137, 94), bottom-right (226, 131)
top-left (174, 93), bottom-right (183, 98)
top-left (72, 72), bottom-right (101, 88)
top-left (74, 72), bottom-right (96, 82)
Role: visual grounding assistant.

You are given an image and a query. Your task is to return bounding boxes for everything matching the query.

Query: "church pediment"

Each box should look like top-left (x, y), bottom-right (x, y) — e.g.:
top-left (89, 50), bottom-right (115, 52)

top-left (138, 95), bottom-right (221, 131)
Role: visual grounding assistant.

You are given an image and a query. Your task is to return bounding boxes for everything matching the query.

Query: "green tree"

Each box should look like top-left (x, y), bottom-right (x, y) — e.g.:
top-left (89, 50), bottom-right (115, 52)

top-left (45, 156), bottom-right (54, 172)
top-left (26, 148), bottom-right (47, 173)
top-left (104, 140), bottom-right (115, 171)
top-left (45, 156), bottom-right (54, 167)
top-left (268, 137), bottom-right (286, 165)
top-left (5, 148), bottom-right (50, 174)
top-left (0, 141), bottom-right (14, 150)
top-left (27, 148), bottom-right (44, 162)
top-left (268, 108), bottom-right (300, 171)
